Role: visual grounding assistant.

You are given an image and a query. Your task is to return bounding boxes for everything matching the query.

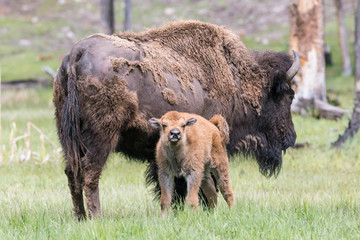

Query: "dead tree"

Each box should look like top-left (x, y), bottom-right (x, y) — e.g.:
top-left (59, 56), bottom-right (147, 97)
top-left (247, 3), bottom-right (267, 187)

top-left (333, 0), bottom-right (360, 147)
top-left (124, 0), bottom-right (132, 31)
top-left (0, 66), bottom-right (2, 163)
top-left (289, 0), bottom-right (348, 120)
top-left (100, 0), bottom-right (115, 35)
top-left (335, 0), bottom-right (352, 76)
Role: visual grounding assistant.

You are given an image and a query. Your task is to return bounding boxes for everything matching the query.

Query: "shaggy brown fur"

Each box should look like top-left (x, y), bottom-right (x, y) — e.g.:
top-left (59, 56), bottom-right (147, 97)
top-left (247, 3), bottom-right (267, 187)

top-left (149, 111), bottom-right (234, 213)
top-left (53, 20), bottom-right (299, 220)
top-left (110, 21), bottom-right (265, 109)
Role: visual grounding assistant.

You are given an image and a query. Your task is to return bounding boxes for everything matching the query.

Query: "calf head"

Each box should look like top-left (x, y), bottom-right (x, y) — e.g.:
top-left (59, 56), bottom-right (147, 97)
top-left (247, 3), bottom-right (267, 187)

top-left (149, 111), bottom-right (197, 148)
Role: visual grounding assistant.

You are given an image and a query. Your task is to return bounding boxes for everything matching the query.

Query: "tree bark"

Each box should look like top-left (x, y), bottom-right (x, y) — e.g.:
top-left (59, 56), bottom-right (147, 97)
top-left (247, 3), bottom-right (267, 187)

top-left (0, 65), bottom-right (2, 163)
top-left (124, 0), bottom-right (132, 32)
top-left (289, 0), bottom-right (326, 111)
top-left (333, 0), bottom-right (360, 147)
top-left (100, 0), bottom-right (115, 35)
top-left (335, 0), bottom-right (352, 76)
top-left (289, 0), bottom-right (348, 119)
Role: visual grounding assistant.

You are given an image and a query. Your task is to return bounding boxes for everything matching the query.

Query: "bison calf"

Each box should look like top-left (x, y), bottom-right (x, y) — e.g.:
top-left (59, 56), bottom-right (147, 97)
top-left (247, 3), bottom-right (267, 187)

top-left (149, 111), bottom-right (234, 214)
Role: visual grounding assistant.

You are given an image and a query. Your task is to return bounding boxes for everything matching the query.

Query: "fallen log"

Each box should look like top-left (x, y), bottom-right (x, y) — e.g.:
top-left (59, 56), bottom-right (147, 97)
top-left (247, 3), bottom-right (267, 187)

top-left (292, 141), bottom-right (311, 149)
top-left (293, 97), bottom-right (350, 120)
top-left (1, 79), bottom-right (52, 89)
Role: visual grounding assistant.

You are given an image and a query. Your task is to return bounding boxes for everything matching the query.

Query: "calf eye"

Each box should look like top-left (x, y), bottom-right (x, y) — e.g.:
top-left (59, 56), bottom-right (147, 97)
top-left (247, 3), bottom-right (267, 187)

top-left (162, 124), bottom-right (167, 129)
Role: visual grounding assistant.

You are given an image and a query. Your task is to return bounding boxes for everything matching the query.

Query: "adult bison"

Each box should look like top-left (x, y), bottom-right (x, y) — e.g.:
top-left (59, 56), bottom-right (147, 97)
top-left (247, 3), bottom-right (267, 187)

top-left (53, 21), bottom-right (299, 220)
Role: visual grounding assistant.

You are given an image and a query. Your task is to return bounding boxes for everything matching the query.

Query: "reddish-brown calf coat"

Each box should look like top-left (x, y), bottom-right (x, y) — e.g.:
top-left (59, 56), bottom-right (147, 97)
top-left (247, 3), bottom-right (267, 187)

top-left (150, 111), bottom-right (234, 212)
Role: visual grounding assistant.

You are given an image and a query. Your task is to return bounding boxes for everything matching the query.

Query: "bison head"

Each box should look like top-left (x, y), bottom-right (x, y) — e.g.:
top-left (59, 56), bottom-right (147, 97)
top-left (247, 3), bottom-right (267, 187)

top-left (233, 50), bottom-right (299, 178)
top-left (149, 111), bottom-right (197, 149)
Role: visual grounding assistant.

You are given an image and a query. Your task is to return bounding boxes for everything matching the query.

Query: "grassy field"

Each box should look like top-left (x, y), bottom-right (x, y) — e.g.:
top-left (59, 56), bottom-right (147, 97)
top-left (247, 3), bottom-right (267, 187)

top-left (1, 0), bottom-right (360, 239)
top-left (1, 80), bottom-right (360, 239)
top-left (1, 88), bottom-right (360, 239)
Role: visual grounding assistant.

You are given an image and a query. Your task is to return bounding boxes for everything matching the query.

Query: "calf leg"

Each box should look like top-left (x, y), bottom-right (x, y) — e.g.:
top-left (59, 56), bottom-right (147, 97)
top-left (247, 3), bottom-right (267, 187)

top-left (185, 170), bottom-right (203, 210)
top-left (65, 165), bottom-right (86, 220)
top-left (200, 171), bottom-right (218, 209)
top-left (158, 171), bottom-right (174, 216)
top-left (211, 154), bottom-right (234, 208)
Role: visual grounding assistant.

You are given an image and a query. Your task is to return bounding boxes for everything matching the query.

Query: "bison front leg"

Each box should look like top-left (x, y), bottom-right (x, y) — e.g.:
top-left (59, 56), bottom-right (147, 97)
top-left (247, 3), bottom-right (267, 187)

top-left (158, 171), bottom-right (174, 217)
top-left (65, 165), bottom-right (86, 220)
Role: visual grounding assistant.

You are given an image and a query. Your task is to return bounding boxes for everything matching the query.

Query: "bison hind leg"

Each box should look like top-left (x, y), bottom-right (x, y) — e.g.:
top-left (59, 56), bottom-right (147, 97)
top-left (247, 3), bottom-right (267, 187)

top-left (82, 143), bottom-right (112, 219)
top-left (65, 165), bottom-right (86, 221)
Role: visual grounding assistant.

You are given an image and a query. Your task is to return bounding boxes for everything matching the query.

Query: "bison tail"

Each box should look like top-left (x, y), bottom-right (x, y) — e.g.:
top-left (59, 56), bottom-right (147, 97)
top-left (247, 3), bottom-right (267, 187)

top-left (209, 114), bottom-right (230, 145)
top-left (145, 161), bottom-right (161, 200)
top-left (60, 64), bottom-right (84, 191)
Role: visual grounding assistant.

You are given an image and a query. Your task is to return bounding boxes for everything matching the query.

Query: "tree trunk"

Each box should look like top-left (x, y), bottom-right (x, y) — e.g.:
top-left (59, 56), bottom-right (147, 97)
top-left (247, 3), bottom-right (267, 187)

top-left (289, 0), bottom-right (348, 119)
top-left (124, 0), bottom-right (132, 32)
top-left (100, 0), bottom-right (115, 35)
top-left (333, 0), bottom-right (360, 147)
top-left (289, 0), bottom-right (326, 110)
top-left (335, 0), bottom-right (352, 76)
top-left (0, 65), bottom-right (2, 163)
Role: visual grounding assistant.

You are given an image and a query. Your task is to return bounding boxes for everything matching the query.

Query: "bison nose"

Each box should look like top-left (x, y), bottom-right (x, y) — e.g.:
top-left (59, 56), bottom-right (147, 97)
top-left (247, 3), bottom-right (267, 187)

top-left (169, 128), bottom-right (181, 142)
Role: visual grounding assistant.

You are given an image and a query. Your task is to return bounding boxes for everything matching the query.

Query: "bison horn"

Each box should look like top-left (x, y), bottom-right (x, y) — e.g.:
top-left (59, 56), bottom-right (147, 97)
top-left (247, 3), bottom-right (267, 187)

top-left (286, 50), bottom-right (300, 81)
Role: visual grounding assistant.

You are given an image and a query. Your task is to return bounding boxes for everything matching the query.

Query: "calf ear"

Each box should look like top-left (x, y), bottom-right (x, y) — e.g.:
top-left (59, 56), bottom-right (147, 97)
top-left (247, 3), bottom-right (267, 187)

top-left (186, 117), bottom-right (197, 126)
top-left (148, 118), bottom-right (161, 128)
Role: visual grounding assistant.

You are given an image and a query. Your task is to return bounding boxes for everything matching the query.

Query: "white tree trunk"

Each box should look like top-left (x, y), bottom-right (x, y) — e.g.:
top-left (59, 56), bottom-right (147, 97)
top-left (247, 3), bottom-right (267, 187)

top-left (335, 0), bottom-right (352, 76)
top-left (289, 0), bottom-right (327, 113)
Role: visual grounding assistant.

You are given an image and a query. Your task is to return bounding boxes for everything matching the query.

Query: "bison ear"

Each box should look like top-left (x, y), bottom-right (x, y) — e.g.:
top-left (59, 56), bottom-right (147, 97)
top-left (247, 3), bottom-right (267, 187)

top-left (273, 70), bottom-right (287, 94)
top-left (148, 118), bottom-right (161, 128)
top-left (186, 117), bottom-right (197, 126)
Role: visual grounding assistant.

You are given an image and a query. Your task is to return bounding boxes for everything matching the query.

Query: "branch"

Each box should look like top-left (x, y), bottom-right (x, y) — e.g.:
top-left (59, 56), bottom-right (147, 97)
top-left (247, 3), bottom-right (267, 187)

top-left (42, 66), bottom-right (56, 79)
top-left (332, 94), bottom-right (360, 147)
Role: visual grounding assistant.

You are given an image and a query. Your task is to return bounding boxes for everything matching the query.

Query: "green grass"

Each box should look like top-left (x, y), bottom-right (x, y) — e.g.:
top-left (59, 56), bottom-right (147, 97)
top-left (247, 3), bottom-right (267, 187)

top-left (0, 1), bottom-right (99, 81)
top-left (1, 85), bottom-right (360, 239)
top-left (0, 147), bottom-right (359, 239)
top-left (0, 16), bottom-right (63, 81)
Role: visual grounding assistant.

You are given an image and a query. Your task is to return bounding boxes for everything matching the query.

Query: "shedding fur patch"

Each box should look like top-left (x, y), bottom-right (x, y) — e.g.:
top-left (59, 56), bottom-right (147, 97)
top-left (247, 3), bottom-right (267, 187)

top-left (93, 33), bottom-right (138, 51)
top-left (105, 21), bottom-right (267, 111)
top-left (161, 88), bottom-right (178, 105)
top-left (77, 74), bottom-right (139, 143)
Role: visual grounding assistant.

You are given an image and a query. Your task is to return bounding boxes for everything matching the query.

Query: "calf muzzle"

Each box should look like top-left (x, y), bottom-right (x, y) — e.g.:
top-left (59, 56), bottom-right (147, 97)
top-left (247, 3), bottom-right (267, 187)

top-left (169, 128), bottom-right (181, 142)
